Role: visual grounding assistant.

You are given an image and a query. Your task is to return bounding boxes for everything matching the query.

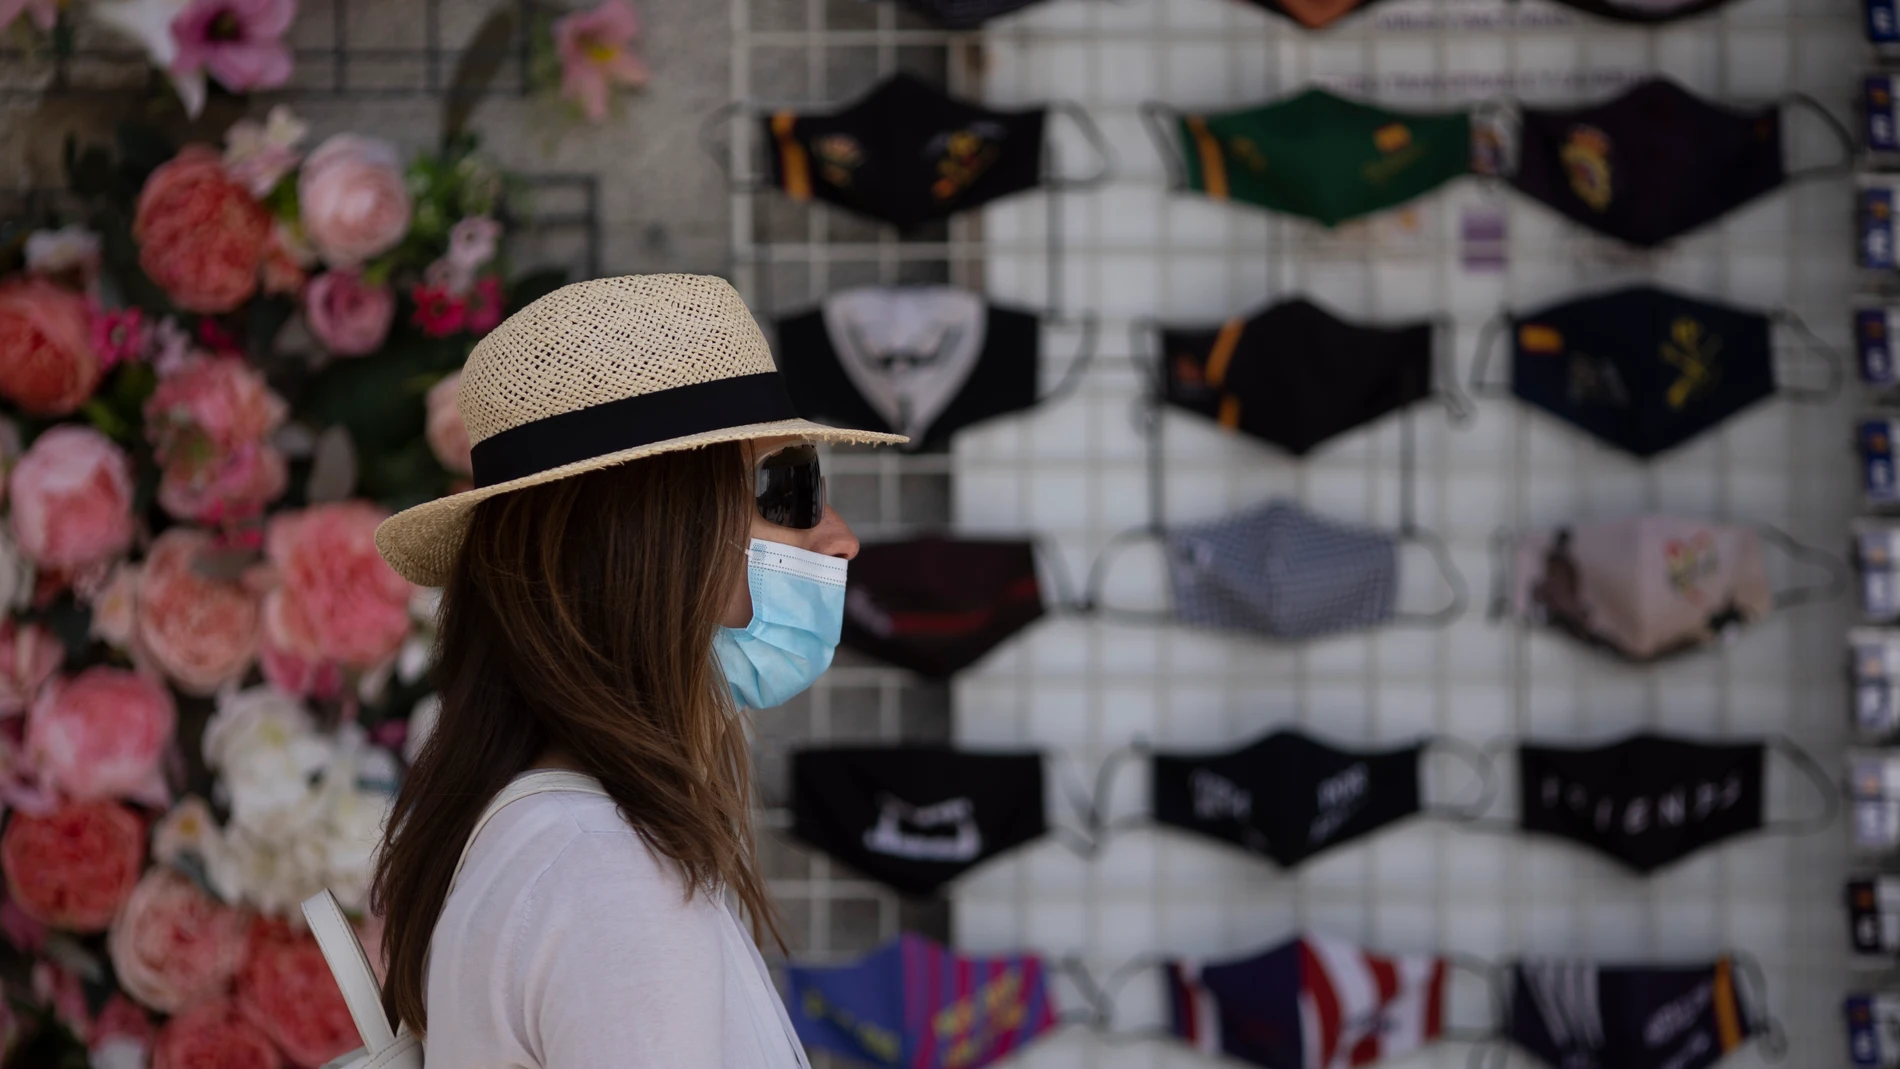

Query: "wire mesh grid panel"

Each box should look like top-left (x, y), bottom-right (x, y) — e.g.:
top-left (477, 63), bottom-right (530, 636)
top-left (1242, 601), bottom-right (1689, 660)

top-left (950, 0), bottom-right (1864, 1066)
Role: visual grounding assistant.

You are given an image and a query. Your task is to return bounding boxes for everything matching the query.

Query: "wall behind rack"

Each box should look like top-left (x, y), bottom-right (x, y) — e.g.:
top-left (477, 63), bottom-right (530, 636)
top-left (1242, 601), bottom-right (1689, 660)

top-left (953, 0), bottom-right (1863, 1065)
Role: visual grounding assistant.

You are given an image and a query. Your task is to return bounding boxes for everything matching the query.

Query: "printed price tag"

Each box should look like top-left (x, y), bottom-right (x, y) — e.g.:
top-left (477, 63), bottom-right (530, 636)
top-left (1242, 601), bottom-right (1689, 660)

top-left (1860, 308), bottom-right (1900, 387)
top-left (1873, 0), bottom-right (1900, 42)
top-left (1866, 183), bottom-right (1899, 270)
top-left (1873, 76), bottom-right (1900, 151)
top-left (1864, 418), bottom-right (1900, 505)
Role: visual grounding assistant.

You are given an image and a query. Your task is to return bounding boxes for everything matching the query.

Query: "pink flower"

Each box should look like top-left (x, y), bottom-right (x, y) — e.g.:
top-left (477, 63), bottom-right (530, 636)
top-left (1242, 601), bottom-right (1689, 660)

top-left (0, 0), bottom-right (57, 33)
top-left (0, 620), bottom-right (64, 718)
top-left (256, 640), bottom-right (343, 700)
top-left (236, 919), bottom-right (360, 1068)
top-left (26, 667), bottom-right (177, 805)
top-left (0, 277), bottom-right (105, 416)
top-left (89, 306), bottom-right (147, 372)
top-left (424, 372), bottom-right (472, 475)
top-left (0, 801), bottom-right (145, 932)
top-left (298, 134), bottom-right (412, 268)
top-left (554, 0), bottom-right (648, 122)
top-left (465, 275), bottom-right (505, 335)
top-left (448, 216), bottom-right (500, 275)
top-left (260, 222), bottom-right (312, 296)
top-left (109, 867), bottom-right (251, 1014)
top-left (89, 563), bottom-right (140, 650)
top-left (409, 282), bottom-right (466, 336)
top-left (304, 270), bottom-right (395, 356)
top-left (169, 0), bottom-right (296, 94)
top-left (158, 439), bottom-right (289, 526)
top-left (151, 998), bottom-right (283, 1069)
top-left (90, 995), bottom-right (157, 1064)
top-left (136, 528), bottom-right (262, 696)
top-left (134, 146), bottom-right (272, 314)
top-left (262, 502), bottom-right (411, 671)
top-left (9, 426), bottom-right (136, 572)
top-left (147, 355), bottom-right (287, 451)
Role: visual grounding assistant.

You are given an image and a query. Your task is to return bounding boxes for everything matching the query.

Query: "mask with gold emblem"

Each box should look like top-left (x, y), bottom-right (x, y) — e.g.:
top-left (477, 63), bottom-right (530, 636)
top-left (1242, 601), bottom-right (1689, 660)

top-left (1145, 88), bottom-right (1472, 227)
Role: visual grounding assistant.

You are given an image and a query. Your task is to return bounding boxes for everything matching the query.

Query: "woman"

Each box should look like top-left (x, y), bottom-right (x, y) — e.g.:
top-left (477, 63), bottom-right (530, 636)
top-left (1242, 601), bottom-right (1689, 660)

top-left (369, 274), bottom-right (905, 1067)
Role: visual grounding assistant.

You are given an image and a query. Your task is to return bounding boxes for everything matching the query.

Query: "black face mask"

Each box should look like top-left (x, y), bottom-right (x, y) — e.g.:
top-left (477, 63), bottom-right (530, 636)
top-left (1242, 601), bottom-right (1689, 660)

top-left (791, 747), bottom-right (1047, 896)
top-left (889, 0), bottom-right (1046, 26)
top-left (1230, 0), bottom-right (1385, 28)
top-left (1539, 0), bottom-right (1735, 22)
top-left (777, 287), bottom-right (1042, 451)
top-left (1159, 299), bottom-right (1444, 456)
top-left (764, 73), bottom-right (1047, 230)
top-left (1489, 285), bottom-right (1779, 458)
top-left (841, 537), bottom-right (1047, 678)
top-left (1508, 79), bottom-right (1796, 248)
top-left (1517, 734), bottom-right (1833, 873)
top-left (1507, 958), bottom-right (1775, 1069)
top-left (1150, 731), bottom-right (1490, 868)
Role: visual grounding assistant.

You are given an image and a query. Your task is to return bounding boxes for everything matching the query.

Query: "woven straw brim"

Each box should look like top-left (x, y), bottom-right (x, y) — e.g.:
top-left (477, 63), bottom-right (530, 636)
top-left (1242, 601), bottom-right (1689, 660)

top-left (375, 418), bottom-right (906, 587)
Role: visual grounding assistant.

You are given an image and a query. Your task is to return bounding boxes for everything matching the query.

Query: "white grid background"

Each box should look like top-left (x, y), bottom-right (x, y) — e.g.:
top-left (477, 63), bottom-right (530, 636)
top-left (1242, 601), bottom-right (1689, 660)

top-left (948, 0), bottom-right (1866, 1066)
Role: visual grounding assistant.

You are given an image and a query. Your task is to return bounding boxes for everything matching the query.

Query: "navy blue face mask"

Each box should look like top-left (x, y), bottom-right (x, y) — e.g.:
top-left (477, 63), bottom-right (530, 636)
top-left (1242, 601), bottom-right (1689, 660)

top-left (1502, 957), bottom-right (1782, 1069)
top-left (1471, 285), bottom-right (1838, 458)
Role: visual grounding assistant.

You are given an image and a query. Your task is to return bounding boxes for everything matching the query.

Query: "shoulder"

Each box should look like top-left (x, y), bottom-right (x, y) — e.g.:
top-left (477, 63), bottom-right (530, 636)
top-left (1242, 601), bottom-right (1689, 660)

top-left (458, 789), bottom-right (705, 919)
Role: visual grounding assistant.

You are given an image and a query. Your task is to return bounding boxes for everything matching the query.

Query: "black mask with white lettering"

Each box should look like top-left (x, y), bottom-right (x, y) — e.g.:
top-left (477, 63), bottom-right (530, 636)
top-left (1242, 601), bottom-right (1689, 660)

top-left (1506, 957), bottom-right (1778, 1069)
top-left (1516, 734), bottom-right (1840, 874)
top-left (1150, 731), bottom-right (1488, 868)
top-left (791, 746), bottom-right (1047, 896)
top-left (777, 287), bottom-right (1042, 452)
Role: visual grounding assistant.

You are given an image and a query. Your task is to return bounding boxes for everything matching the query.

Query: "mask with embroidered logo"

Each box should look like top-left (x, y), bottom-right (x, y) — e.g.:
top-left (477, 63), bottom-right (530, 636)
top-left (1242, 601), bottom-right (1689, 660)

top-left (779, 287), bottom-right (1088, 451)
top-left (1168, 932), bottom-right (1449, 1068)
top-left (1504, 957), bottom-right (1782, 1069)
top-left (1475, 285), bottom-right (1839, 458)
top-left (1148, 730), bottom-right (1494, 868)
top-left (1503, 515), bottom-right (1840, 661)
top-left (1515, 733), bottom-right (1835, 873)
top-left (787, 933), bottom-right (1061, 1069)
top-left (840, 537), bottom-right (1048, 678)
top-left (1159, 298), bottom-right (1451, 455)
top-left (792, 746), bottom-right (1048, 896)
top-left (763, 73), bottom-right (1051, 230)
top-left (1499, 78), bottom-right (1851, 247)
top-left (1144, 89), bottom-right (1472, 227)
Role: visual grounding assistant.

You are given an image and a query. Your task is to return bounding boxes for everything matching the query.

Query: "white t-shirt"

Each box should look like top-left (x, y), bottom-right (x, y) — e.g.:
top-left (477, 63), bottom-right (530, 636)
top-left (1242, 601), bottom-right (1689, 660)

top-left (425, 784), bottom-right (811, 1069)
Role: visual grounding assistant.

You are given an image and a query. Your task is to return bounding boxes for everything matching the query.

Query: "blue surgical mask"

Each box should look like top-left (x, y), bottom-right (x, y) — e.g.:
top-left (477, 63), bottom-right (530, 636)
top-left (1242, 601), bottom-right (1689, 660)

top-left (714, 538), bottom-right (848, 709)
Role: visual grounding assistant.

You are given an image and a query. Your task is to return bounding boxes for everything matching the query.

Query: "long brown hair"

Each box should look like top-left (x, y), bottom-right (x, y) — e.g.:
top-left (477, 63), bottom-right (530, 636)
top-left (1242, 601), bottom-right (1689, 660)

top-left (370, 442), bottom-right (781, 1033)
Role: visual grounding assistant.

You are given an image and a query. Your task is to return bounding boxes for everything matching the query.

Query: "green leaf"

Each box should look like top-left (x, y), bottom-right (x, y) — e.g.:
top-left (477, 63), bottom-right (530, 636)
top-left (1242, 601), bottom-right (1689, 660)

top-left (442, 5), bottom-right (519, 150)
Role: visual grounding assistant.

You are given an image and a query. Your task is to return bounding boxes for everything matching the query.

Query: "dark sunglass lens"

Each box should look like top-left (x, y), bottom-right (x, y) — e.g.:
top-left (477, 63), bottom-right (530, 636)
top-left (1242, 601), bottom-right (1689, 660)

top-left (756, 445), bottom-right (824, 529)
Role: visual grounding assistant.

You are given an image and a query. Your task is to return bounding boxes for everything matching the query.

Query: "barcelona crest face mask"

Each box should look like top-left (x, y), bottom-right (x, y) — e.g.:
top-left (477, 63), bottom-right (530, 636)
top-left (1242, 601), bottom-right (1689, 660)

top-left (1494, 78), bottom-right (1851, 247)
top-left (1144, 89), bottom-right (1472, 227)
top-left (761, 73), bottom-right (1104, 230)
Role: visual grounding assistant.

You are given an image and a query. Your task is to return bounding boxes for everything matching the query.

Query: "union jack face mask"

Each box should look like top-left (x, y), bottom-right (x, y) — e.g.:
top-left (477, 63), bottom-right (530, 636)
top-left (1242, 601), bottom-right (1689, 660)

top-left (1167, 933), bottom-right (1450, 1069)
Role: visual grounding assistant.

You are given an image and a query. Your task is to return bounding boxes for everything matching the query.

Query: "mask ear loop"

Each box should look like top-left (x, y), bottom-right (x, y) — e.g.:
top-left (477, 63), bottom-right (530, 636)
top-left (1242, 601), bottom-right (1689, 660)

top-left (1486, 526), bottom-right (1521, 622)
top-left (1090, 953), bottom-right (1178, 1045)
top-left (1079, 319), bottom-right (1176, 625)
top-left (1756, 522), bottom-right (1850, 609)
top-left (1461, 956), bottom-right (1514, 1069)
top-left (1453, 736), bottom-right (1524, 835)
top-left (1432, 314), bottom-right (1477, 426)
top-left (1038, 312), bottom-right (1101, 407)
top-left (1467, 312), bottom-right (1515, 399)
top-left (1391, 408), bottom-right (1470, 628)
top-left (1045, 750), bottom-right (1108, 859)
top-left (1083, 739), bottom-right (1155, 845)
top-left (1764, 734), bottom-right (1842, 836)
top-left (1770, 308), bottom-right (1846, 402)
top-left (1050, 957), bottom-right (1113, 1030)
top-left (697, 101), bottom-right (769, 193)
top-left (1137, 101), bottom-right (1190, 192)
top-left (1044, 101), bottom-right (1116, 191)
top-left (1032, 534), bottom-right (1087, 616)
top-left (1439, 953), bottom-right (1504, 1046)
top-left (1781, 91), bottom-right (1858, 181)
top-left (1422, 736), bottom-right (1501, 822)
top-left (1729, 950), bottom-right (1790, 1061)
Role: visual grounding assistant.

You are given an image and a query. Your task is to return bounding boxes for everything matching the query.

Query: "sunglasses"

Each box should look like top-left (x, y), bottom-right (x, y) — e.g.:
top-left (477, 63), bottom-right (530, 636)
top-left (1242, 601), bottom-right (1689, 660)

top-left (756, 444), bottom-right (826, 529)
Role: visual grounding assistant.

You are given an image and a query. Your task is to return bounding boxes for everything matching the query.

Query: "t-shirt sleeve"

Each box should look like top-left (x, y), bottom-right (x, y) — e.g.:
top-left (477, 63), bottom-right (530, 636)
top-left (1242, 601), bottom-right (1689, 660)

top-left (511, 833), bottom-right (730, 1068)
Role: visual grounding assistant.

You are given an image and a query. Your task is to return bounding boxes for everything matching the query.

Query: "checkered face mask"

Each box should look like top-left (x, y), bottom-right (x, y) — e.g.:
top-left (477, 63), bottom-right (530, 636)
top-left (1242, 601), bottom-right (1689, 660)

top-left (1166, 500), bottom-right (1399, 641)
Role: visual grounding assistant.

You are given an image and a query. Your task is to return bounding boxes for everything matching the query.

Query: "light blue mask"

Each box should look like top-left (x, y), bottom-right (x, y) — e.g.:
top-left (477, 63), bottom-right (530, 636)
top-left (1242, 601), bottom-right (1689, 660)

top-left (714, 538), bottom-right (849, 709)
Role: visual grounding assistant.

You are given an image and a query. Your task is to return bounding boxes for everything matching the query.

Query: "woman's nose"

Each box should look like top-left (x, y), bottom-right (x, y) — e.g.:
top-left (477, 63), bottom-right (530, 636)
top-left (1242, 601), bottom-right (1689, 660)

top-left (809, 505), bottom-right (859, 561)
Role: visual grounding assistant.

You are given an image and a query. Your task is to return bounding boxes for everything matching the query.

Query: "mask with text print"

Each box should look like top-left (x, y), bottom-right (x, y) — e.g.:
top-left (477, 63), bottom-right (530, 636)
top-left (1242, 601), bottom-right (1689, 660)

top-left (1507, 957), bottom-right (1772, 1069)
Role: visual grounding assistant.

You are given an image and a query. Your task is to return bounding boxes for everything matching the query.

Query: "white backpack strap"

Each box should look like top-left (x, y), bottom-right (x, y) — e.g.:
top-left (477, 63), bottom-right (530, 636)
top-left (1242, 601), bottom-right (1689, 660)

top-left (449, 769), bottom-right (611, 887)
top-left (303, 889), bottom-right (398, 1054)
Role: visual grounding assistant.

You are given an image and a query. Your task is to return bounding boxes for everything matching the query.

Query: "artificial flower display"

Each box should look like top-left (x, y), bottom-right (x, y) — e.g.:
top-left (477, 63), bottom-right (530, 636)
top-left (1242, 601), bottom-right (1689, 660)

top-left (0, 98), bottom-right (569, 1065)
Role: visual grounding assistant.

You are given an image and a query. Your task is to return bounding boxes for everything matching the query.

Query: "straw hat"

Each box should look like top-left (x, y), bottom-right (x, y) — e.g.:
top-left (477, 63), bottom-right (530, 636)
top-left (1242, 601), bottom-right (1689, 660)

top-left (374, 273), bottom-right (906, 586)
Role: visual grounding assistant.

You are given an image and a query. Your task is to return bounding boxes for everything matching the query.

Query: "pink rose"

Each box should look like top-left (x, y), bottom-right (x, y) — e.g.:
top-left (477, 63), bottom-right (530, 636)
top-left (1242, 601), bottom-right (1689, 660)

top-left (0, 277), bottom-right (104, 416)
top-left (146, 355), bottom-right (287, 452)
top-left (235, 919), bottom-right (359, 1068)
top-left (133, 146), bottom-right (271, 314)
top-left (1, 801), bottom-right (145, 931)
top-left (9, 426), bottom-right (135, 572)
top-left (151, 997), bottom-right (283, 1069)
top-left (109, 867), bottom-right (251, 1014)
top-left (256, 639), bottom-right (345, 700)
top-left (136, 528), bottom-right (262, 696)
top-left (0, 620), bottom-right (63, 717)
top-left (90, 994), bottom-right (156, 1063)
top-left (262, 502), bottom-right (411, 670)
top-left (304, 271), bottom-right (395, 356)
top-left (424, 372), bottom-right (472, 475)
top-left (88, 563), bottom-right (140, 649)
top-left (158, 439), bottom-right (289, 525)
top-left (26, 667), bottom-right (176, 805)
top-left (298, 135), bottom-right (412, 268)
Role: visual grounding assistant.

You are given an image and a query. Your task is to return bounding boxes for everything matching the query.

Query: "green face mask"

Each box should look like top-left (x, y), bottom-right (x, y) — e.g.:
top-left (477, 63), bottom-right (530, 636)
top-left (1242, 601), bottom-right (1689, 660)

top-left (1160, 89), bottom-right (1473, 227)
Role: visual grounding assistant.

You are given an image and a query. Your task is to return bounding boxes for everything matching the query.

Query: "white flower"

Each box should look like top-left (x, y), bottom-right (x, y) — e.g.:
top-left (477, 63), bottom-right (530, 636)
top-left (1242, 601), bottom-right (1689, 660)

top-left (223, 106), bottom-right (308, 197)
top-left (152, 795), bottom-right (221, 867)
top-left (90, 1038), bottom-right (146, 1069)
top-left (204, 687), bottom-right (334, 838)
top-left (24, 226), bottom-right (101, 281)
top-left (88, 0), bottom-right (207, 116)
top-left (404, 694), bottom-right (439, 765)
